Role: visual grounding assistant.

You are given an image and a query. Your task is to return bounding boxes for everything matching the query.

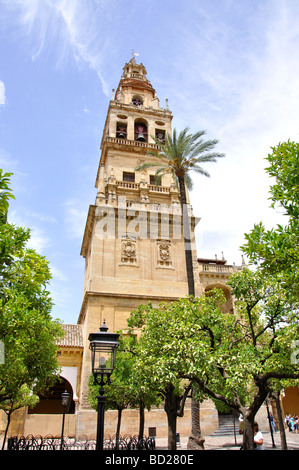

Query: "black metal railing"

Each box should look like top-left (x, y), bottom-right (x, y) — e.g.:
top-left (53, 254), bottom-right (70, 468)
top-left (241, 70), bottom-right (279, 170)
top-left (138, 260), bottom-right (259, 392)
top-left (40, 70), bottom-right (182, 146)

top-left (7, 434), bottom-right (155, 451)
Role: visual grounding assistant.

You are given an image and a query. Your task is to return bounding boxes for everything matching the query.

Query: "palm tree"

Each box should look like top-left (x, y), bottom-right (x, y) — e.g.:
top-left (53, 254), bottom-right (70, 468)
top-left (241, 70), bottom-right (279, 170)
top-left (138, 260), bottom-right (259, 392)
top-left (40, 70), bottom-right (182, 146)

top-left (136, 127), bottom-right (225, 448)
top-left (136, 127), bottom-right (225, 297)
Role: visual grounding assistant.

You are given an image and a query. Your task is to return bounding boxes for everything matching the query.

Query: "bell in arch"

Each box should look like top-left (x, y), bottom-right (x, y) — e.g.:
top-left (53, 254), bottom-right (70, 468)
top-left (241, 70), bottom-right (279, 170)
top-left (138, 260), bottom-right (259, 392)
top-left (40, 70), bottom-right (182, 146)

top-left (135, 124), bottom-right (146, 142)
top-left (117, 126), bottom-right (126, 139)
top-left (136, 132), bottom-right (145, 142)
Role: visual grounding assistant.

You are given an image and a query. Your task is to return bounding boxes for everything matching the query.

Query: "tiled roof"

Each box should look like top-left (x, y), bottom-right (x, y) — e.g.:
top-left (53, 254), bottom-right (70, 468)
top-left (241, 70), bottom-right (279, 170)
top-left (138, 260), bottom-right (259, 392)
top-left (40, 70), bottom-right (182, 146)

top-left (57, 324), bottom-right (83, 348)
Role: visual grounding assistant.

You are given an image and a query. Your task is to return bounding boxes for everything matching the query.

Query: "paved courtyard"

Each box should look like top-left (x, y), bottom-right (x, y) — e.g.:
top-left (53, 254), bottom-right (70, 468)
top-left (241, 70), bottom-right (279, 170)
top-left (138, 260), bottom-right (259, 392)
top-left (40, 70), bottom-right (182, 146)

top-left (155, 429), bottom-right (299, 451)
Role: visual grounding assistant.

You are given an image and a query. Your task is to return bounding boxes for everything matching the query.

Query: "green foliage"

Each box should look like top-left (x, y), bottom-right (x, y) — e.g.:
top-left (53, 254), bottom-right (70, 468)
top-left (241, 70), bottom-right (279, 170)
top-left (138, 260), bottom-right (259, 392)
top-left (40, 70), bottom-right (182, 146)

top-left (266, 140), bottom-right (299, 219)
top-left (213, 399), bottom-right (231, 415)
top-left (129, 292), bottom-right (227, 399)
top-left (128, 280), bottom-right (299, 415)
top-left (0, 235), bottom-right (63, 405)
top-left (0, 170), bottom-right (28, 277)
top-left (241, 140), bottom-right (299, 299)
top-left (227, 268), bottom-right (299, 376)
top-left (0, 170), bottom-right (15, 224)
top-left (0, 171), bottom-right (63, 414)
top-left (0, 223), bottom-right (30, 280)
top-left (1, 384), bottom-right (39, 416)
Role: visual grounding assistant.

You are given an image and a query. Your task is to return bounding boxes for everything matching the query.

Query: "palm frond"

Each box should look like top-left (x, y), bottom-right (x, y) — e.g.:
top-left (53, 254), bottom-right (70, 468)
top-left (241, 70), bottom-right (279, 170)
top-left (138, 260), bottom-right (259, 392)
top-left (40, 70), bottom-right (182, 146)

top-left (194, 152), bottom-right (225, 163)
top-left (135, 127), bottom-right (225, 189)
top-left (184, 173), bottom-right (193, 190)
top-left (192, 167), bottom-right (211, 178)
top-left (135, 162), bottom-right (161, 171)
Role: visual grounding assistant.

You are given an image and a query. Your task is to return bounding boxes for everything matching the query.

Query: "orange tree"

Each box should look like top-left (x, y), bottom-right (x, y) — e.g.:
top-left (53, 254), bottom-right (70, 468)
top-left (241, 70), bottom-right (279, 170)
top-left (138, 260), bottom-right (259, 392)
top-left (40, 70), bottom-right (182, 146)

top-left (0, 171), bottom-right (63, 445)
top-left (129, 277), bottom-right (299, 450)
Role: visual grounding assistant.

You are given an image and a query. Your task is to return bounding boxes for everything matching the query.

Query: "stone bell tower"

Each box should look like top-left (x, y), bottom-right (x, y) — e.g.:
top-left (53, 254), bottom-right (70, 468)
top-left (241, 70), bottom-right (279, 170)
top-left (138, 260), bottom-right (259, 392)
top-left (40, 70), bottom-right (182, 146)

top-left (76, 57), bottom-right (200, 433)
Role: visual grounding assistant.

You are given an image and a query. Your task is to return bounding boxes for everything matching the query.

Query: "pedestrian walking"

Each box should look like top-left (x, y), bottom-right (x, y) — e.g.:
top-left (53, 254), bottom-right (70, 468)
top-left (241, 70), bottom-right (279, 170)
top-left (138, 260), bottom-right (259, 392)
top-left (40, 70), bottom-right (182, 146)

top-left (269, 413), bottom-right (277, 432)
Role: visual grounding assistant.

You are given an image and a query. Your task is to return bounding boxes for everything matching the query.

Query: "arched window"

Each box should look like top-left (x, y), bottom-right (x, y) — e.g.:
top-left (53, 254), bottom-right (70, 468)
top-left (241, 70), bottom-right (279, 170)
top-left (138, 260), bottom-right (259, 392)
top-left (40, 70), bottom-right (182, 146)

top-left (28, 377), bottom-right (75, 415)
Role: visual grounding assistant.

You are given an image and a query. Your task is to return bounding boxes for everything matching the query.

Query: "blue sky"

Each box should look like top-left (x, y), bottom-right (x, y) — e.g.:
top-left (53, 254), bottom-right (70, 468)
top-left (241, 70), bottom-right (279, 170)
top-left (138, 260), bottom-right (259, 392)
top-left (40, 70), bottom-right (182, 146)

top-left (0, 0), bottom-right (298, 324)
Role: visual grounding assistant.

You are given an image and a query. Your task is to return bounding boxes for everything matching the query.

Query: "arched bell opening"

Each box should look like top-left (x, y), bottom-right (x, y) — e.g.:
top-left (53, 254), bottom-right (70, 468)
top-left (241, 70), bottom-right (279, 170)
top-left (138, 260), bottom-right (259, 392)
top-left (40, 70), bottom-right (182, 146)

top-left (116, 122), bottom-right (127, 139)
top-left (134, 119), bottom-right (148, 142)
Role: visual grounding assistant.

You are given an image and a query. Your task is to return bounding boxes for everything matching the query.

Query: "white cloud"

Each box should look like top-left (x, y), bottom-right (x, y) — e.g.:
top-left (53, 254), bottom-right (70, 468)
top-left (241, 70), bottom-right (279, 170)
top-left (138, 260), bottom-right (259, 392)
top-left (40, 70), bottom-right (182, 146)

top-left (0, 81), bottom-right (5, 105)
top-left (1, 0), bottom-right (111, 95)
top-left (27, 226), bottom-right (51, 253)
top-left (52, 0), bottom-right (110, 95)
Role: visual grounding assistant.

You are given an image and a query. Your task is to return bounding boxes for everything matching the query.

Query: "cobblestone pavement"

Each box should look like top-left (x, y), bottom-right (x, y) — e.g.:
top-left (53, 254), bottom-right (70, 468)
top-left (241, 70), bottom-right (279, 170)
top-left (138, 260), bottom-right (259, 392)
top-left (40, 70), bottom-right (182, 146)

top-left (155, 430), bottom-right (299, 451)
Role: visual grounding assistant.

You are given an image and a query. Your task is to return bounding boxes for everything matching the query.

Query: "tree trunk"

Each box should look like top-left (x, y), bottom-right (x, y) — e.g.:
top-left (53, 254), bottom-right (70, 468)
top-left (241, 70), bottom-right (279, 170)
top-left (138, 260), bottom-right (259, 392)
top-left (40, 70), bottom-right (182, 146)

top-left (242, 413), bottom-right (255, 450)
top-left (1, 412), bottom-right (10, 450)
top-left (166, 407), bottom-right (177, 450)
top-left (177, 173), bottom-right (195, 297)
top-left (164, 385), bottom-right (180, 450)
top-left (191, 394), bottom-right (200, 436)
top-left (273, 391), bottom-right (287, 450)
top-left (138, 401), bottom-right (145, 441)
top-left (187, 394), bottom-right (205, 450)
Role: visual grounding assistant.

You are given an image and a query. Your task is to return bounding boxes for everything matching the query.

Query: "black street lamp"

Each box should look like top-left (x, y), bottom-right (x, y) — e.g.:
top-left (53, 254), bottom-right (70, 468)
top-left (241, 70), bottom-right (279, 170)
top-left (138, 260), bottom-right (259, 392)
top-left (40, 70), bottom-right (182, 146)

top-left (265, 396), bottom-right (276, 448)
top-left (88, 320), bottom-right (119, 450)
top-left (60, 390), bottom-right (70, 450)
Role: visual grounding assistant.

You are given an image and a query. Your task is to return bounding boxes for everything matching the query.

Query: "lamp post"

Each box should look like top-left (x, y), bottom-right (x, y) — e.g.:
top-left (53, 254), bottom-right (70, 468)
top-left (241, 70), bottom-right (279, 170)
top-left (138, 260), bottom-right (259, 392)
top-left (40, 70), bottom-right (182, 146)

top-left (60, 390), bottom-right (70, 450)
top-left (265, 396), bottom-right (276, 448)
top-left (88, 320), bottom-right (119, 450)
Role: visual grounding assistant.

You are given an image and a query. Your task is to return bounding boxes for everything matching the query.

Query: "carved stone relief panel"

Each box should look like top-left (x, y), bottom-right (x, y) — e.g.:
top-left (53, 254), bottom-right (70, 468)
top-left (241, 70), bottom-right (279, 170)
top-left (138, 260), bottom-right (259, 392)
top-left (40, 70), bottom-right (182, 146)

top-left (157, 240), bottom-right (172, 268)
top-left (120, 238), bottom-right (137, 265)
